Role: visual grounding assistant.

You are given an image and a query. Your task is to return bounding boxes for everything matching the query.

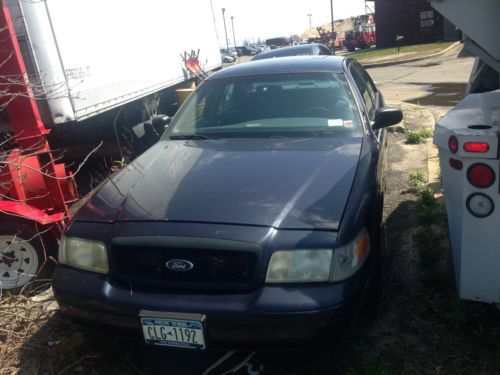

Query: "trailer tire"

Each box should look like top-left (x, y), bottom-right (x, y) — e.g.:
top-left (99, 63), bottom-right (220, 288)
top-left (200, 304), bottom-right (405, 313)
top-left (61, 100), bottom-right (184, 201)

top-left (0, 217), bottom-right (58, 293)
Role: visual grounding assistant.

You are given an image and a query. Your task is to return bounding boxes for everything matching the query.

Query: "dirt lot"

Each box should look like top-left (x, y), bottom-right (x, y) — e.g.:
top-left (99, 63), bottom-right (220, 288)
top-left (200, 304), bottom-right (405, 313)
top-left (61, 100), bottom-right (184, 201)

top-left (2, 104), bottom-right (500, 374)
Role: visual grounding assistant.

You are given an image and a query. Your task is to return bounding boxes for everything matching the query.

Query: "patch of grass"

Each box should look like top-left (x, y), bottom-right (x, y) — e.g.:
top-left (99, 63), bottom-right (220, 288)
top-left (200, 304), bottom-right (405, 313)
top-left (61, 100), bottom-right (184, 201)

top-left (416, 188), bottom-right (443, 225)
top-left (422, 128), bottom-right (434, 137)
top-left (414, 228), bottom-right (442, 267)
top-left (418, 186), bottom-right (437, 205)
top-left (408, 172), bottom-right (446, 285)
top-left (409, 171), bottom-right (426, 191)
top-left (417, 204), bottom-right (443, 226)
top-left (349, 41), bottom-right (455, 62)
top-left (348, 351), bottom-right (408, 375)
top-left (408, 172), bottom-right (443, 224)
top-left (348, 359), bottom-right (398, 375)
top-left (363, 360), bottom-right (396, 375)
top-left (406, 128), bottom-right (433, 144)
top-left (421, 267), bottom-right (446, 284)
top-left (442, 300), bottom-right (467, 330)
top-left (422, 290), bottom-right (469, 331)
top-left (422, 289), bottom-right (442, 314)
top-left (472, 323), bottom-right (500, 349)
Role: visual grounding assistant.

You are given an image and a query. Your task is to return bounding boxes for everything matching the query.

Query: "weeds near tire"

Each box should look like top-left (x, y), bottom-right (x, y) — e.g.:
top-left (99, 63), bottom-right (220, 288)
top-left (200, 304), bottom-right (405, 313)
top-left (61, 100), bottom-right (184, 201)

top-left (406, 128), bottom-right (433, 144)
top-left (409, 172), bottom-right (444, 284)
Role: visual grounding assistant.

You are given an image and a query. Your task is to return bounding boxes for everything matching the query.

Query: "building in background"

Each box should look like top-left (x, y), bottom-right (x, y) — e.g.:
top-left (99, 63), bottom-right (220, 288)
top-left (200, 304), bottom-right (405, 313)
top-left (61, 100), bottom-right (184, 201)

top-left (374, 0), bottom-right (459, 47)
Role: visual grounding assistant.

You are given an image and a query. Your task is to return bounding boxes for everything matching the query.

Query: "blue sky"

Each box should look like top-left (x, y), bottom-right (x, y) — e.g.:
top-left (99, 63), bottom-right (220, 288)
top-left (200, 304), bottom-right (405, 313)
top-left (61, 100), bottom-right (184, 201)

top-left (211, 0), bottom-right (372, 44)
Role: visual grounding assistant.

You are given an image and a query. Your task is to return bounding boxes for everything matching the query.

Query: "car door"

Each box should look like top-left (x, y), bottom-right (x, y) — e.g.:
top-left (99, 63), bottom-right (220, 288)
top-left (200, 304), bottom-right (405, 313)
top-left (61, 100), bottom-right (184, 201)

top-left (347, 60), bottom-right (387, 215)
top-left (348, 61), bottom-right (387, 138)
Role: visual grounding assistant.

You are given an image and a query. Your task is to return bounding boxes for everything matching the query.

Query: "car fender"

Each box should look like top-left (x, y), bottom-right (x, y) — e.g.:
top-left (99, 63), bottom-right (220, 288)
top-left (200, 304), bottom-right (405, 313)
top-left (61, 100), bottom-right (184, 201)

top-left (336, 137), bottom-right (380, 246)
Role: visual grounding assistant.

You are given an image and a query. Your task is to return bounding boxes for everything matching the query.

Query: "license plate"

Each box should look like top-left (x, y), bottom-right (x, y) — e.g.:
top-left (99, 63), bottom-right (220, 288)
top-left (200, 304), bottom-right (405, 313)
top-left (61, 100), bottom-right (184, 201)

top-left (140, 311), bottom-right (206, 350)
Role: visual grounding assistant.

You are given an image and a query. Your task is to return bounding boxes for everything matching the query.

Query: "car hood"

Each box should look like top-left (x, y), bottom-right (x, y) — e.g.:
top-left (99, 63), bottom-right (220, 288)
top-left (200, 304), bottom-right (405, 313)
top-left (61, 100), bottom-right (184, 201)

top-left (75, 137), bottom-right (362, 230)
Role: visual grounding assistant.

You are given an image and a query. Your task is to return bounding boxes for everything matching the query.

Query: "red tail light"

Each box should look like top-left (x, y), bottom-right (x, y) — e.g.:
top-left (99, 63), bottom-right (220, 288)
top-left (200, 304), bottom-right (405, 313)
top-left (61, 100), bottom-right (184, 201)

top-left (467, 163), bottom-right (495, 188)
top-left (449, 158), bottom-right (463, 170)
top-left (463, 142), bottom-right (490, 153)
top-left (448, 136), bottom-right (458, 153)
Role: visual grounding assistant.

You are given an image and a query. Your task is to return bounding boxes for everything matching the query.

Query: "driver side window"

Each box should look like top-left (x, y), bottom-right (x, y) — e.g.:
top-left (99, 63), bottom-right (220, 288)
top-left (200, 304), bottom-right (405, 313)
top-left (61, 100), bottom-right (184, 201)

top-left (349, 63), bottom-right (377, 119)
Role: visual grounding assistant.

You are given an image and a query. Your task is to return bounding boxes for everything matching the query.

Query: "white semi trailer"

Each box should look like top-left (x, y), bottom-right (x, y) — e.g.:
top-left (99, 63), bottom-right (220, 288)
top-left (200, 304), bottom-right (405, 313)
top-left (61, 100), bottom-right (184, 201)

top-left (431, 0), bottom-right (500, 303)
top-left (6, 0), bottom-right (222, 124)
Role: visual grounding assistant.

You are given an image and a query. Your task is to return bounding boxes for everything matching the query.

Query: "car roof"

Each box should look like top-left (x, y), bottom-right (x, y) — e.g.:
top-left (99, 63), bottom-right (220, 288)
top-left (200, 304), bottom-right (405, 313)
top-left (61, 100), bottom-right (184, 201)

top-left (208, 56), bottom-right (347, 80)
top-left (251, 43), bottom-right (327, 61)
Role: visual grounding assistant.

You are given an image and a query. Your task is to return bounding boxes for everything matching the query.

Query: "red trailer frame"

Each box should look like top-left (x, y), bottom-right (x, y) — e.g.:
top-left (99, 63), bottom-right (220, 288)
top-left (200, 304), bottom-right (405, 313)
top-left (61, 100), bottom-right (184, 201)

top-left (0, 2), bottom-right (77, 290)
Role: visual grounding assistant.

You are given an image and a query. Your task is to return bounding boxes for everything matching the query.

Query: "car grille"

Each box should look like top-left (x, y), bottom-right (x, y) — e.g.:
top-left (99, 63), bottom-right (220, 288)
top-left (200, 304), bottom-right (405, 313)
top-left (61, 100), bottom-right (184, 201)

top-left (110, 246), bottom-right (259, 291)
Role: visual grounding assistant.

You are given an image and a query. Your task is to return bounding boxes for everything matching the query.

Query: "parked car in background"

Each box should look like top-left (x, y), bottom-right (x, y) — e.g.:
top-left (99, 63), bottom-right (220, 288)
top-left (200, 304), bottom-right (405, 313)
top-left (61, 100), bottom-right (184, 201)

top-left (265, 36), bottom-right (292, 49)
top-left (220, 52), bottom-right (235, 63)
top-left (235, 45), bottom-right (257, 56)
top-left (250, 44), bottom-right (267, 53)
top-left (53, 56), bottom-right (402, 350)
top-left (220, 48), bottom-right (238, 59)
top-left (252, 43), bottom-right (332, 61)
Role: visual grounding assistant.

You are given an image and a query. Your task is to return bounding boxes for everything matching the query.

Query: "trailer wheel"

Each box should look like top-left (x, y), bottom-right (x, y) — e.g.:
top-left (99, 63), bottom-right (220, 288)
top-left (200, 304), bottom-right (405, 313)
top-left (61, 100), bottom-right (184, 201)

top-left (0, 217), bottom-right (57, 293)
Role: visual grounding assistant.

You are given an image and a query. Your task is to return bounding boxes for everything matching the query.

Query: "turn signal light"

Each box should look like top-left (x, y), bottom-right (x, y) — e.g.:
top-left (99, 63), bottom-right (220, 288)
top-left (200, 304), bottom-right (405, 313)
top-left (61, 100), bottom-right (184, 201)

top-left (463, 142), bottom-right (489, 153)
top-left (467, 163), bottom-right (495, 188)
top-left (448, 136), bottom-right (458, 153)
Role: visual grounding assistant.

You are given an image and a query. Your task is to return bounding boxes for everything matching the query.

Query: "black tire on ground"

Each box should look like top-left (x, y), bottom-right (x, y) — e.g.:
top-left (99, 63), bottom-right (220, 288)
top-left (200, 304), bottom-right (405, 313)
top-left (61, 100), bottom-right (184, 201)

top-left (361, 196), bottom-right (384, 321)
top-left (0, 216), bottom-right (58, 293)
top-left (361, 240), bottom-right (382, 319)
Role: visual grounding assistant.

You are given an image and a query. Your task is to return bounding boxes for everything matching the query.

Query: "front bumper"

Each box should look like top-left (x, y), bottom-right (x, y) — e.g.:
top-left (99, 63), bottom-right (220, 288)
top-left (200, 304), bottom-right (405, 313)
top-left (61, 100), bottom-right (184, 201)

top-left (52, 262), bottom-right (372, 350)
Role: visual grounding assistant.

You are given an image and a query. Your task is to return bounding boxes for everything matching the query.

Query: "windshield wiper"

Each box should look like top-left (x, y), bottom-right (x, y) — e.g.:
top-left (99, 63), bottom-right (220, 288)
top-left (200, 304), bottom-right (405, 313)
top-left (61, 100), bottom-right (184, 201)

top-left (169, 134), bottom-right (218, 140)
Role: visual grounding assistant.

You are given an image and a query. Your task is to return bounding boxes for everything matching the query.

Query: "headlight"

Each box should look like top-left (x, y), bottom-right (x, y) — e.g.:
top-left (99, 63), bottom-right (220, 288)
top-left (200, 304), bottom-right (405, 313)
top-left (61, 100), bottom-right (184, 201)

top-left (265, 249), bottom-right (333, 283)
top-left (330, 228), bottom-right (370, 282)
top-left (59, 236), bottom-right (109, 274)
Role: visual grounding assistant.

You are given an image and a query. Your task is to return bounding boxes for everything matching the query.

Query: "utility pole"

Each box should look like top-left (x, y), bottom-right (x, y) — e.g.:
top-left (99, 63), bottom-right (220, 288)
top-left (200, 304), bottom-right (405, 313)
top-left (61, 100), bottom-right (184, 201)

top-left (231, 16), bottom-right (237, 48)
top-left (307, 13), bottom-right (312, 29)
top-left (330, 0), bottom-right (335, 55)
top-left (221, 8), bottom-right (229, 51)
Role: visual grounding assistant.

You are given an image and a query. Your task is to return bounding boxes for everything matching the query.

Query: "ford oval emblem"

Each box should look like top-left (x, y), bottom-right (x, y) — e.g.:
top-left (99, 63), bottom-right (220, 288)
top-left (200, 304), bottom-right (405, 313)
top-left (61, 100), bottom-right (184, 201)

top-left (166, 259), bottom-right (194, 272)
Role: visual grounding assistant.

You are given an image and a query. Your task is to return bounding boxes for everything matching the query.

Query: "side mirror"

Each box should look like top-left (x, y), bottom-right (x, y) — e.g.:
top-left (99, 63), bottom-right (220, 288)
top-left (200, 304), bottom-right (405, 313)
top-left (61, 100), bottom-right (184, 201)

top-left (372, 107), bottom-right (403, 130)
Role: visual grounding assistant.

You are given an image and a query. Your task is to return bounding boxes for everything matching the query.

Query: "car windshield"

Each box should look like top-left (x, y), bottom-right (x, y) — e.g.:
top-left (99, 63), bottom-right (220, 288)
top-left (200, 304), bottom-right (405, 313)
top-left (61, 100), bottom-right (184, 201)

top-left (166, 72), bottom-right (363, 138)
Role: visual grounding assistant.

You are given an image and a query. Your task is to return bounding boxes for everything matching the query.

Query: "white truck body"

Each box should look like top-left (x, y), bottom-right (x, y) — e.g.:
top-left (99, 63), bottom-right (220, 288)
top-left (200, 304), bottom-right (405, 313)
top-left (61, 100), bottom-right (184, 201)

top-left (8, 0), bottom-right (221, 124)
top-left (434, 91), bottom-right (500, 303)
top-left (431, 0), bottom-right (500, 303)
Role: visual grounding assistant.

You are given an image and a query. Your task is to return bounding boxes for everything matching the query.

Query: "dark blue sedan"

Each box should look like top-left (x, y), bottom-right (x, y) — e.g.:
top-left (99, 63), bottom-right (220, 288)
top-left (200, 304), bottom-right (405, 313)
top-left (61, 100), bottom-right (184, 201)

top-left (251, 43), bottom-right (332, 61)
top-left (53, 56), bottom-right (402, 350)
